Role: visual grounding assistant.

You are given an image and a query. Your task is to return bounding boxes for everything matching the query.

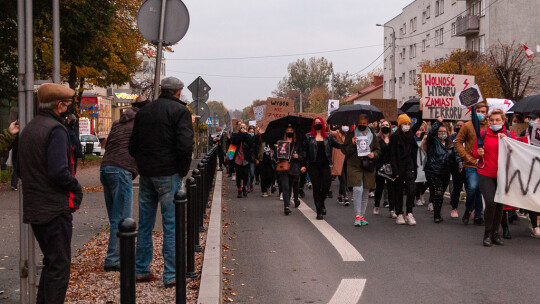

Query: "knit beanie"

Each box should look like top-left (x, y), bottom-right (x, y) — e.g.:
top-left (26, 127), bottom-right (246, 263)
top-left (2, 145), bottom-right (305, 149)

top-left (397, 114), bottom-right (412, 126)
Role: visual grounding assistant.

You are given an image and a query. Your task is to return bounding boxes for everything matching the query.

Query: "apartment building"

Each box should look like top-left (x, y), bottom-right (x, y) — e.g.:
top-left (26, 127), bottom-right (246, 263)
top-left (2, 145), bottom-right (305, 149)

top-left (382, 0), bottom-right (539, 106)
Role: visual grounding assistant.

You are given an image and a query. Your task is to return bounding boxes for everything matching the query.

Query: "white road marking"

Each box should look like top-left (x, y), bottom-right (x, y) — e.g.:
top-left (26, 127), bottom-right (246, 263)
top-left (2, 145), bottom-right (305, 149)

top-left (328, 278), bottom-right (367, 304)
top-left (297, 200), bottom-right (364, 262)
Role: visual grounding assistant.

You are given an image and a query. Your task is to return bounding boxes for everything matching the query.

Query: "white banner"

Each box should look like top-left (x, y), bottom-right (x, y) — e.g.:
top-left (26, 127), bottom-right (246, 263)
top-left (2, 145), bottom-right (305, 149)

top-left (486, 98), bottom-right (514, 114)
top-left (495, 137), bottom-right (540, 212)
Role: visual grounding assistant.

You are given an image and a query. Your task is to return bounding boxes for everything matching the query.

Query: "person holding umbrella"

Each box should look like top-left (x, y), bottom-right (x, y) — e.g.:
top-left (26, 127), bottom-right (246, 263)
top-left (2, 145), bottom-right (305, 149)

top-left (301, 117), bottom-right (341, 220)
top-left (472, 108), bottom-right (516, 246)
top-left (390, 102), bottom-right (424, 226)
top-left (341, 114), bottom-right (380, 226)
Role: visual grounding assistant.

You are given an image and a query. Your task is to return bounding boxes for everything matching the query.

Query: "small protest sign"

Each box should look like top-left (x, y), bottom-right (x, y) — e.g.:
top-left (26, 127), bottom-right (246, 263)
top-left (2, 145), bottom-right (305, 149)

top-left (486, 98), bottom-right (514, 114)
top-left (370, 99), bottom-right (398, 121)
top-left (328, 99), bottom-right (339, 117)
top-left (249, 120), bottom-right (256, 127)
top-left (356, 136), bottom-right (370, 157)
top-left (457, 85), bottom-right (483, 108)
top-left (79, 119), bottom-right (91, 135)
top-left (276, 140), bottom-right (291, 160)
top-left (422, 73), bottom-right (475, 120)
top-left (532, 124), bottom-right (540, 147)
top-left (253, 105), bottom-right (267, 121)
top-left (266, 98), bottom-right (294, 119)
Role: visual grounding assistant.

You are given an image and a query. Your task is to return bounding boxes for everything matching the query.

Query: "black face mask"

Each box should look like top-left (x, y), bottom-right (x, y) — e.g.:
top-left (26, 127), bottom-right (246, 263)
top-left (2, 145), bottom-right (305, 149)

top-left (286, 132), bottom-right (294, 138)
top-left (357, 125), bottom-right (367, 131)
top-left (418, 132), bottom-right (425, 138)
top-left (314, 124), bottom-right (323, 130)
top-left (381, 126), bottom-right (390, 134)
top-left (454, 127), bottom-right (461, 134)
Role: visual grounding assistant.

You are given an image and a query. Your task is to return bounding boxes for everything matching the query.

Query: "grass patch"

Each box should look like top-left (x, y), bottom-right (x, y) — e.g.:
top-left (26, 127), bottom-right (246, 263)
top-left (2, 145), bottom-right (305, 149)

top-left (0, 169), bottom-right (12, 183)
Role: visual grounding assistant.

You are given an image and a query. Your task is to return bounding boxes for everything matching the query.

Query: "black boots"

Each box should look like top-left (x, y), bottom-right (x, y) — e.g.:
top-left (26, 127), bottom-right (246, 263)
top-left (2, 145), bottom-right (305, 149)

top-left (483, 232), bottom-right (492, 247)
top-left (484, 231), bottom-right (505, 247)
top-left (237, 190), bottom-right (242, 198)
top-left (284, 207), bottom-right (291, 215)
top-left (462, 210), bottom-right (471, 225)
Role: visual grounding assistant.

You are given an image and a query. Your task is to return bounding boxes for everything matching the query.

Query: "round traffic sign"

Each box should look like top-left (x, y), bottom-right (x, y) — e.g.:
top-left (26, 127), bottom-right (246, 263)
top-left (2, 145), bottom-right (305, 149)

top-left (189, 101), bottom-right (211, 122)
top-left (137, 0), bottom-right (190, 46)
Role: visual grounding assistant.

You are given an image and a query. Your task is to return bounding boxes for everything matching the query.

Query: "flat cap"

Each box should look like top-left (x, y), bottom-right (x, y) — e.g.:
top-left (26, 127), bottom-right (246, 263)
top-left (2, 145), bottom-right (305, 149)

top-left (37, 83), bottom-right (75, 104)
top-left (161, 77), bottom-right (184, 91)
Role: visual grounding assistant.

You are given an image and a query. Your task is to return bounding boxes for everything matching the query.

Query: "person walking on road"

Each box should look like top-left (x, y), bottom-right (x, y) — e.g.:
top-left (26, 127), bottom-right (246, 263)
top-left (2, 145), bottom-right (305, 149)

top-left (374, 120), bottom-right (395, 218)
top-left (18, 83), bottom-right (83, 303)
top-left (455, 103), bottom-right (489, 225)
top-left (129, 77), bottom-right (194, 288)
top-left (100, 101), bottom-right (143, 272)
top-left (424, 117), bottom-right (462, 223)
top-left (520, 110), bottom-right (540, 237)
top-left (472, 108), bottom-right (516, 246)
top-left (277, 125), bottom-right (303, 215)
top-left (257, 140), bottom-right (275, 197)
top-left (449, 120), bottom-right (466, 218)
top-left (230, 123), bottom-right (254, 198)
top-left (301, 117), bottom-right (341, 220)
top-left (329, 125), bottom-right (349, 206)
top-left (390, 107), bottom-right (423, 226)
top-left (341, 114), bottom-right (380, 226)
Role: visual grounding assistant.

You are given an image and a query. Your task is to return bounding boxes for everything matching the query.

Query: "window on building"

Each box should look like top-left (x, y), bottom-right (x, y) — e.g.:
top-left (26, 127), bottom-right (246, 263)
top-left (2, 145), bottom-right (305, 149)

top-left (422, 11), bottom-right (426, 24)
top-left (440, 28), bottom-right (444, 44)
top-left (409, 71), bottom-right (413, 85)
top-left (403, 23), bottom-right (407, 34)
top-left (435, 1), bottom-right (439, 17)
top-left (384, 81), bottom-right (386, 92)
top-left (384, 37), bottom-right (387, 47)
top-left (412, 70), bottom-right (417, 85)
top-left (439, 0), bottom-right (444, 15)
top-left (402, 73), bottom-right (406, 84)
top-left (409, 45), bottom-right (413, 59)
top-left (480, 0), bottom-right (486, 16)
top-left (426, 5), bottom-right (431, 18)
top-left (426, 34), bottom-right (430, 46)
top-left (384, 58), bottom-right (387, 69)
top-left (414, 17), bottom-right (417, 31)
top-left (435, 30), bottom-right (439, 45)
top-left (470, 1), bottom-right (477, 15)
top-left (451, 22), bottom-right (456, 36)
top-left (479, 35), bottom-right (485, 53)
top-left (422, 39), bottom-right (426, 52)
top-left (389, 80), bottom-right (393, 92)
top-left (399, 77), bottom-right (402, 88)
top-left (470, 38), bottom-right (476, 51)
top-left (399, 52), bottom-right (403, 64)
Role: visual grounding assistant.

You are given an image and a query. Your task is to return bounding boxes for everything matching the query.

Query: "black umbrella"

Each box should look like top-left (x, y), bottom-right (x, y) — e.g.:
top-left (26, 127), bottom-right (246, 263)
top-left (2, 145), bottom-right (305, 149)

top-left (400, 98), bottom-right (420, 112)
top-left (403, 104), bottom-right (422, 119)
top-left (327, 104), bottom-right (384, 126)
top-left (508, 95), bottom-right (540, 113)
top-left (261, 115), bottom-right (314, 146)
top-left (398, 109), bottom-right (405, 115)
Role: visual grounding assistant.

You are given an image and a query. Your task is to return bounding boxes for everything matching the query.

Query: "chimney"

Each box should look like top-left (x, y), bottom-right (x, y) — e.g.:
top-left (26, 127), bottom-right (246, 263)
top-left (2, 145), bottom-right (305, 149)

top-left (373, 75), bottom-right (384, 87)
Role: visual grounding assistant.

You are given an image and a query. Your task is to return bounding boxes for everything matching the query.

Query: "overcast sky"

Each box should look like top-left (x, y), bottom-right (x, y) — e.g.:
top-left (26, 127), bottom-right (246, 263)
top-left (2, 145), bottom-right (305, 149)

top-left (166, 0), bottom-right (411, 111)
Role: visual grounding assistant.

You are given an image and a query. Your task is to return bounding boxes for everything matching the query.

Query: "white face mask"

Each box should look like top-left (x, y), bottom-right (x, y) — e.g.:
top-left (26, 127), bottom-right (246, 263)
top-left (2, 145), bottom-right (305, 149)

top-left (401, 125), bottom-right (411, 132)
top-left (341, 126), bottom-right (349, 132)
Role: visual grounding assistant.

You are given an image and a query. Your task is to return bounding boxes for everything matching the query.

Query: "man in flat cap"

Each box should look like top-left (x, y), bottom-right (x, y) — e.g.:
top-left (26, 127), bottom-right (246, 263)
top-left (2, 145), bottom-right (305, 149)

top-left (129, 76), bottom-right (194, 287)
top-left (18, 83), bottom-right (83, 303)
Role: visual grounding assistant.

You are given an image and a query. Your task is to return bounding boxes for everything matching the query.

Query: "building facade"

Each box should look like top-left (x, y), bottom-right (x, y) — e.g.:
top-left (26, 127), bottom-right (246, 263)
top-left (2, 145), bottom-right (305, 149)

top-left (382, 0), bottom-right (539, 106)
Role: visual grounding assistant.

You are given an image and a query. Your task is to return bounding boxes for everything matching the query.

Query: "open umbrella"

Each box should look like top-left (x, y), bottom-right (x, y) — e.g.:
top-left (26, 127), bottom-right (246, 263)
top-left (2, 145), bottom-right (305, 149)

top-left (261, 115), bottom-right (314, 146)
top-left (327, 104), bottom-right (384, 126)
top-left (508, 95), bottom-right (540, 113)
top-left (400, 98), bottom-right (420, 112)
top-left (403, 104), bottom-right (422, 119)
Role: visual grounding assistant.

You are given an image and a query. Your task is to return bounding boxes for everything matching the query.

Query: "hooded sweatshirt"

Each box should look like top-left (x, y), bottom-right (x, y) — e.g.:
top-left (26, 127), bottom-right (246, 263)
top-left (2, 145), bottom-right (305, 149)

top-left (101, 107), bottom-right (139, 178)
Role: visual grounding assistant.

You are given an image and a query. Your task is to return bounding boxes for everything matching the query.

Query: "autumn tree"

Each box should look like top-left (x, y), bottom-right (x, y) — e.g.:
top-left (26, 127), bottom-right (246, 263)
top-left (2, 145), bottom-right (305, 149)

top-left (207, 101), bottom-right (229, 126)
top-left (306, 87), bottom-right (331, 113)
top-left (0, 2), bottom-right (20, 100)
top-left (415, 50), bottom-right (502, 98)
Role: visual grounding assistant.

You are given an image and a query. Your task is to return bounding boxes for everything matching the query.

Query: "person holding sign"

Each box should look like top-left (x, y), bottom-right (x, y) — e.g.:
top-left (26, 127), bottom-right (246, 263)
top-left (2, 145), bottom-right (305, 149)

top-left (455, 103), bottom-right (489, 225)
top-left (389, 103), bottom-right (424, 226)
top-left (425, 117), bottom-right (462, 223)
top-left (276, 126), bottom-right (303, 215)
top-left (341, 114), bottom-right (380, 226)
top-left (301, 118), bottom-right (341, 220)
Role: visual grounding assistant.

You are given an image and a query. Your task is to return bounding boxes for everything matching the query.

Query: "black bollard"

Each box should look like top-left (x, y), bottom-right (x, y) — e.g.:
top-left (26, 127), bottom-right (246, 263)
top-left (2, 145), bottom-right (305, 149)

top-left (202, 158), bottom-right (210, 209)
top-left (174, 190), bottom-right (187, 304)
top-left (118, 218), bottom-right (137, 304)
top-left (195, 163), bottom-right (205, 252)
top-left (200, 159), bottom-right (208, 229)
top-left (185, 175), bottom-right (199, 279)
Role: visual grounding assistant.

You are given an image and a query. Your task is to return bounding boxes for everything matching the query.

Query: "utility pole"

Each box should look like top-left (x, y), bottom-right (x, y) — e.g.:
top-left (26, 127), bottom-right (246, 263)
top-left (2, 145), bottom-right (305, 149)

top-left (377, 24), bottom-right (396, 100)
top-left (153, 0), bottom-right (167, 101)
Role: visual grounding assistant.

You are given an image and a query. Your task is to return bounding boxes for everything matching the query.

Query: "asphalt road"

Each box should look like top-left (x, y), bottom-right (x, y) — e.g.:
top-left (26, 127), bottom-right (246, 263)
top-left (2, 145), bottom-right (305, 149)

top-left (223, 176), bottom-right (540, 304)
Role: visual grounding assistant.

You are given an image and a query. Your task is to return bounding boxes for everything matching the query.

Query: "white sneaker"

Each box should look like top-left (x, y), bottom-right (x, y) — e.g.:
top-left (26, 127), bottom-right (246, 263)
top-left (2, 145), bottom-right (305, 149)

top-left (415, 199), bottom-right (424, 206)
top-left (390, 210), bottom-right (397, 219)
top-left (396, 214), bottom-right (406, 225)
top-left (262, 192), bottom-right (269, 198)
top-left (373, 207), bottom-right (380, 215)
top-left (232, 175), bottom-right (236, 181)
top-left (406, 213), bottom-right (417, 226)
top-left (532, 227), bottom-right (540, 238)
top-left (369, 191), bottom-right (375, 198)
top-left (279, 193), bottom-right (283, 201)
top-left (428, 203), bottom-right (434, 212)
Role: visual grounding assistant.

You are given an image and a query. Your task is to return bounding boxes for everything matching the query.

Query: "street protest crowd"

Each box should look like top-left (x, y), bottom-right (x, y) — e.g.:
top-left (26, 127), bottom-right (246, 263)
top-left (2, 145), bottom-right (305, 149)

top-left (1, 75), bottom-right (540, 303)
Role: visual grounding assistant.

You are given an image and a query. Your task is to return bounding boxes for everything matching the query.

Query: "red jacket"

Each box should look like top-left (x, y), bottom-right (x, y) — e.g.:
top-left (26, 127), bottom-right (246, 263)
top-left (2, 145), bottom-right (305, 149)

top-left (472, 126), bottom-right (516, 178)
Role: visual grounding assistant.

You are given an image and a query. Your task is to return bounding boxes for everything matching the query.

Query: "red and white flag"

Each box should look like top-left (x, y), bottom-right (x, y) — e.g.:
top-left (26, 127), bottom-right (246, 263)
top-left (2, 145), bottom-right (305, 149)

top-left (524, 44), bottom-right (534, 58)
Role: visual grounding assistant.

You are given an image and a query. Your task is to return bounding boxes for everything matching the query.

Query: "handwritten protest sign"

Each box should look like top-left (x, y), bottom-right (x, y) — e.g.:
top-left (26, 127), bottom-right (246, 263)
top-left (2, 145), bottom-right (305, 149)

top-left (265, 98), bottom-right (294, 119)
top-left (370, 99), bottom-right (398, 121)
top-left (421, 73), bottom-right (474, 120)
top-left (253, 105), bottom-right (266, 121)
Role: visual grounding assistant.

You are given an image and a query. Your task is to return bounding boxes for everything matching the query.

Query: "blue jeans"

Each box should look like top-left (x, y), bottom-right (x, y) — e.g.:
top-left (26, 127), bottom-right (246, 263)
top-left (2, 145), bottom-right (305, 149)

top-left (100, 166), bottom-right (133, 268)
top-left (464, 167), bottom-right (483, 218)
top-left (136, 174), bottom-right (182, 284)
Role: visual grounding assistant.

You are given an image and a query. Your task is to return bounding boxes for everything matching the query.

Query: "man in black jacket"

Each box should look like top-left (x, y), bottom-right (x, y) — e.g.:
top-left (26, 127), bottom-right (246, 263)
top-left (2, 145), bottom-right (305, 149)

top-left (18, 83), bottom-right (83, 304)
top-left (129, 77), bottom-right (194, 287)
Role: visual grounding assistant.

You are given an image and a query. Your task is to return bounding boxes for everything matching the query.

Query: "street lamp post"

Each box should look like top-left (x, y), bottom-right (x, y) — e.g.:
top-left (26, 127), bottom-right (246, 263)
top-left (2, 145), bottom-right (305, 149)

top-left (376, 24), bottom-right (396, 100)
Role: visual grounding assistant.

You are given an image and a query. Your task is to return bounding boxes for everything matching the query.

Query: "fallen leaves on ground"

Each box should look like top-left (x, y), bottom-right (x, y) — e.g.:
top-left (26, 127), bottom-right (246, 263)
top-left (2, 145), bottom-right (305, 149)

top-left (82, 186), bottom-right (104, 192)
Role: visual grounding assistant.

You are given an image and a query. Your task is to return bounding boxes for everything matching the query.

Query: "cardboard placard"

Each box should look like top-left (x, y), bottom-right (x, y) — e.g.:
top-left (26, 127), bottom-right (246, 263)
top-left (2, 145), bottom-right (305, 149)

top-left (328, 99), bottom-right (339, 117)
top-left (256, 117), bottom-right (272, 133)
top-left (510, 122), bottom-right (529, 138)
top-left (265, 98), bottom-right (294, 119)
top-left (370, 99), bottom-right (398, 122)
top-left (421, 73), bottom-right (475, 120)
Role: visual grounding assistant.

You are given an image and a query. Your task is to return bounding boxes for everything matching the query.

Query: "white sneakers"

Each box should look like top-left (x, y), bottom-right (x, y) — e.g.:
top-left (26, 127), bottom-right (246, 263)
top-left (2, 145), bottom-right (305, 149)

top-left (390, 210), bottom-right (397, 219)
top-left (428, 203), bottom-right (434, 212)
top-left (415, 199), bottom-right (424, 206)
top-left (262, 192), bottom-right (269, 198)
top-left (279, 193), bottom-right (283, 201)
top-left (406, 213), bottom-right (417, 226)
top-left (373, 207), bottom-right (380, 215)
top-left (532, 227), bottom-right (540, 238)
top-left (396, 214), bottom-right (406, 225)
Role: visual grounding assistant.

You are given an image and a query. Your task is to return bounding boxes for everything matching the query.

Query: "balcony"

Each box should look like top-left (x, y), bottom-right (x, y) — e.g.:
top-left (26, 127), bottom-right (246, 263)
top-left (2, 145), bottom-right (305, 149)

top-left (456, 15), bottom-right (480, 36)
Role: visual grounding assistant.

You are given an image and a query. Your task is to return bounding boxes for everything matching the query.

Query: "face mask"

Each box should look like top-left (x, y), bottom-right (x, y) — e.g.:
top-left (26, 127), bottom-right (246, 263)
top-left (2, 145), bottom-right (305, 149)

top-left (381, 126), bottom-right (390, 134)
top-left (341, 126), bottom-right (349, 132)
top-left (286, 132), bottom-right (294, 138)
top-left (512, 122), bottom-right (518, 126)
top-left (392, 127), bottom-right (397, 133)
top-left (418, 132), bottom-right (425, 138)
top-left (250, 133), bottom-right (254, 137)
top-left (401, 125), bottom-right (411, 132)
top-left (357, 125), bottom-right (367, 131)
top-left (476, 113), bottom-right (485, 121)
top-left (438, 134), bottom-right (447, 140)
top-left (489, 124), bottom-right (503, 132)
top-left (530, 120), bottom-right (538, 127)
top-left (314, 124), bottom-right (323, 130)
top-left (454, 127), bottom-right (461, 134)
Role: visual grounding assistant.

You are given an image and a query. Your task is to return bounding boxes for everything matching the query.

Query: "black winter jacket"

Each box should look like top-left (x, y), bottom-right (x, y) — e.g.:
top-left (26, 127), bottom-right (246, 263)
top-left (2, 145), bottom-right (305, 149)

top-left (302, 133), bottom-right (341, 167)
top-left (102, 107), bottom-right (139, 178)
top-left (230, 132), bottom-right (254, 164)
top-left (389, 115), bottom-right (423, 177)
top-left (424, 121), bottom-right (462, 175)
top-left (129, 92), bottom-right (194, 177)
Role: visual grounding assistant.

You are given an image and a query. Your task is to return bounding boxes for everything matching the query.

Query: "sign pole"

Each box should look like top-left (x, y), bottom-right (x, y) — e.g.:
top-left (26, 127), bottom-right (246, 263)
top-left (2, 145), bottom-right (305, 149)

top-left (152, 0), bottom-right (167, 101)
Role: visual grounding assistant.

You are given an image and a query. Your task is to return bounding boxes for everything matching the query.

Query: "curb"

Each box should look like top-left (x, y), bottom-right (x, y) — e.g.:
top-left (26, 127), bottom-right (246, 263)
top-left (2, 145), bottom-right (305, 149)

top-left (197, 171), bottom-right (223, 304)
